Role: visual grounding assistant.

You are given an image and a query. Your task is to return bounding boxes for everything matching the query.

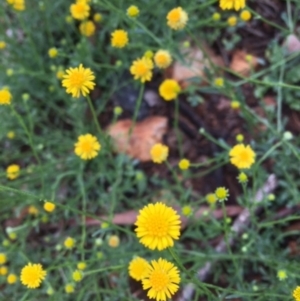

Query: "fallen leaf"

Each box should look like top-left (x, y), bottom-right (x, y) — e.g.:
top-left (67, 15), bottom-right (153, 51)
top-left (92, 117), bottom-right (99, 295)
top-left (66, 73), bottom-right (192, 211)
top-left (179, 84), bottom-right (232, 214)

top-left (170, 42), bottom-right (224, 88)
top-left (107, 116), bottom-right (168, 161)
top-left (230, 50), bottom-right (258, 76)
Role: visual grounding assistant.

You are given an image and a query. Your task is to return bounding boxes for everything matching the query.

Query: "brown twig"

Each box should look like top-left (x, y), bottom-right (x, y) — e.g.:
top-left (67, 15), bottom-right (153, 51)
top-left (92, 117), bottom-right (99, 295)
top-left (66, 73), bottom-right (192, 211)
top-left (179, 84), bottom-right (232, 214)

top-left (177, 174), bottom-right (277, 301)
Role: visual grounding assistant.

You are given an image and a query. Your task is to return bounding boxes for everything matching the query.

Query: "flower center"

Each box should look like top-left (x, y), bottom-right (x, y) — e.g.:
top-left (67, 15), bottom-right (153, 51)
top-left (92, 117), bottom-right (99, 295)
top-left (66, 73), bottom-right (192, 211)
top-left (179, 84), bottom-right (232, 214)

top-left (239, 150), bottom-right (250, 162)
top-left (150, 270), bottom-right (169, 291)
top-left (70, 71), bottom-right (85, 88)
top-left (169, 10), bottom-right (181, 22)
top-left (136, 63), bottom-right (148, 76)
top-left (147, 216), bottom-right (168, 237)
top-left (75, 4), bottom-right (86, 14)
top-left (80, 141), bottom-right (93, 153)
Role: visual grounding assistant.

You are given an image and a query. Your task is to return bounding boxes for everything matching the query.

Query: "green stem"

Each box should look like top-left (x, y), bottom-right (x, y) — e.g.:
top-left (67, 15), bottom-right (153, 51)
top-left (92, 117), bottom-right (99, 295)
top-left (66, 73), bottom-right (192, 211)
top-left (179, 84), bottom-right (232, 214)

top-left (86, 95), bottom-right (103, 136)
top-left (129, 84), bottom-right (145, 136)
top-left (257, 141), bottom-right (282, 166)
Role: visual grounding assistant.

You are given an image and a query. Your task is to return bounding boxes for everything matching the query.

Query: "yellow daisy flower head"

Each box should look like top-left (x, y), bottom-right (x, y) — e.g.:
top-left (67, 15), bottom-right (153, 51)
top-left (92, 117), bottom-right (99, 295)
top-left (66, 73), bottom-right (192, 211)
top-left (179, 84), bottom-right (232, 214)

top-left (79, 20), bottom-right (96, 37)
top-left (0, 88), bottom-right (12, 105)
top-left (0, 266), bottom-right (8, 275)
top-left (150, 143), bottom-right (169, 164)
top-left (231, 100), bottom-right (240, 109)
top-left (11, 0), bottom-right (25, 11)
top-left (240, 10), bottom-right (251, 21)
top-left (142, 258), bottom-right (180, 301)
top-left (215, 187), bottom-right (229, 202)
top-left (6, 164), bottom-right (20, 180)
top-left (154, 50), bottom-right (172, 69)
top-left (237, 172), bottom-right (248, 184)
top-left (111, 29), bottom-right (129, 48)
top-left (77, 262), bottom-right (86, 270)
top-left (167, 7), bottom-right (188, 30)
top-left (159, 79), bottom-right (181, 101)
top-left (135, 202), bottom-right (181, 251)
top-left (227, 16), bottom-right (237, 26)
top-left (62, 64), bottom-right (95, 98)
top-left (43, 201), bottom-right (56, 213)
top-left (206, 193), bottom-right (217, 205)
top-left (28, 205), bottom-right (39, 216)
top-left (48, 47), bottom-right (58, 58)
top-left (7, 131), bottom-right (15, 139)
top-left (220, 0), bottom-right (246, 11)
top-left (72, 270), bottom-right (83, 282)
top-left (212, 12), bottom-right (221, 21)
top-left (7, 273), bottom-right (18, 284)
top-left (236, 134), bottom-right (244, 142)
top-left (214, 77), bottom-right (224, 87)
top-left (70, 0), bottom-right (90, 20)
top-left (74, 133), bottom-right (101, 160)
top-left (178, 159), bottom-right (190, 170)
top-left (107, 235), bottom-right (120, 248)
top-left (144, 50), bottom-right (154, 59)
top-left (130, 57), bottom-right (154, 83)
top-left (65, 283), bottom-right (75, 293)
top-left (127, 5), bottom-right (139, 18)
top-left (229, 144), bottom-right (256, 169)
top-left (0, 253), bottom-right (7, 264)
top-left (128, 257), bottom-right (150, 281)
top-left (93, 13), bottom-right (102, 23)
top-left (20, 263), bottom-right (47, 289)
top-left (64, 237), bottom-right (75, 249)
top-left (293, 286), bottom-right (300, 301)
top-left (277, 269), bottom-right (287, 281)
top-left (0, 41), bottom-right (6, 49)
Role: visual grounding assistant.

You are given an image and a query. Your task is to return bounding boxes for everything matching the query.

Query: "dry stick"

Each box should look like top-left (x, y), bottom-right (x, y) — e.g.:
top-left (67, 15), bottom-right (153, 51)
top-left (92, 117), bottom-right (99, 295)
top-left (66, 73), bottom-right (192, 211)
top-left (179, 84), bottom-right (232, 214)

top-left (178, 174), bottom-right (278, 301)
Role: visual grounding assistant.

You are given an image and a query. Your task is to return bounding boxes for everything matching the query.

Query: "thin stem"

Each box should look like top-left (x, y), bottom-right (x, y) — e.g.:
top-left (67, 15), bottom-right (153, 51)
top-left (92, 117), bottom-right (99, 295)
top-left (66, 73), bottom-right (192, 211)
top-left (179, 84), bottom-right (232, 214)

top-left (86, 95), bottom-right (103, 136)
top-left (257, 141), bottom-right (282, 166)
top-left (129, 84), bottom-right (145, 136)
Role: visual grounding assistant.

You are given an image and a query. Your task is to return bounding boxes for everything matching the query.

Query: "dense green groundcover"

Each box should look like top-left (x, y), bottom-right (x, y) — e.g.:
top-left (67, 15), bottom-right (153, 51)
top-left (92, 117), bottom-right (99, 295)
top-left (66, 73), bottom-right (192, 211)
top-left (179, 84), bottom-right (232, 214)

top-left (1, 0), bottom-right (300, 300)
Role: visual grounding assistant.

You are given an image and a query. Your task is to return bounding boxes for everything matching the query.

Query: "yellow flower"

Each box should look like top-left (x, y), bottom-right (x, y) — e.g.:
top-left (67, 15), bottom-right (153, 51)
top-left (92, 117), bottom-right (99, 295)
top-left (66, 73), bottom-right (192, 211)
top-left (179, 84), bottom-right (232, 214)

top-left (231, 101), bottom-right (240, 109)
top-left (154, 50), bottom-right (172, 69)
top-left (236, 134), bottom-right (244, 142)
top-left (240, 10), bottom-right (251, 21)
top-left (114, 106), bottom-right (123, 115)
top-left (56, 68), bottom-right (64, 80)
top-left (0, 88), bottom-right (12, 105)
top-left (212, 12), bottom-right (221, 21)
top-left (178, 159), bottom-right (190, 170)
top-left (214, 77), bottom-right (224, 87)
top-left (43, 202), bottom-right (56, 213)
top-left (167, 7), bottom-right (188, 30)
top-left (206, 193), bottom-right (217, 205)
top-left (277, 269), bottom-right (287, 281)
top-left (0, 41), bottom-right (6, 49)
top-left (215, 187), bottom-right (229, 201)
top-left (77, 262), bottom-right (86, 270)
top-left (7, 131), bottom-right (15, 139)
top-left (79, 21), bottom-right (95, 37)
top-left (65, 283), bottom-right (75, 293)
top-left (127, 5), bottom-right (139, 18)
top-left (6, 164), bottom-right (20, 180)
top-left (293, 286), bottom-right (300, 301)
top-left (11, 0), bottom-right (25, 11)
top-left (130, 57), bottom-right (154, 83)
top-left (229, 144), bottom-right (256, 169)
top-left (142, 258), bottom-right (180, 301)
top-left (72, 270), bottom-right (83, 282)
top-left (144, 50), bottom-right (154, 59)
top-left (111, 29), bottom-right (129, 48)
top-left (0, 253), bottom-right (7, 264)
top-left (128, 257), bottom-right (150, 281)
top-left (8, 232), bottom-right (17, 240)
top-left (227, 16), bottom-right (237, 26)
top-left (70, 1), bottom-right (90, 20)
top-left (182, 205), bottom-right (192, 217)
top-left (93, 13), bottom-right (102, 22)
top-left (107, 235), bottom-right (120, 248)
top-left (159, 79), bottom-right (181, 101)
top-left (28, 205), bottom-right (39, 216)
top-left (0, 266), bottom-right (8, 275)
top-left (64, 237), bottom-right (75, 249)
top-left (20, 263), bottom-right (47, 289)
top-left (7, 273), bottom-right (18, 284)
top-left (135, 202), bottom-right (181, 251)
top-left (150, 143), bottom-right (169, 164)
top-left (219, 0), bottom-right (246, 11)
top-left (48, 47), bottom-right (58, 58)
top-left (74, 133), bottom-right (101, 160)
top-left (62, 64), bottom-right (95, 98)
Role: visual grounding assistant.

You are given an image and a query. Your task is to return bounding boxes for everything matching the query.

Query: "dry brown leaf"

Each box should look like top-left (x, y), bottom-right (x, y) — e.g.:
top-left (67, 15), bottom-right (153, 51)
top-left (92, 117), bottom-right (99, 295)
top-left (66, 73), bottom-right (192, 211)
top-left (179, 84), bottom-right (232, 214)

top-left (284, 34), bottom-right (300, 54)
top-left (170, 43), bottom-right (223, 88)
top-left (107, 116), bottom-right (168, 161)
top-left (230, 50), bottom-right (258, 76)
